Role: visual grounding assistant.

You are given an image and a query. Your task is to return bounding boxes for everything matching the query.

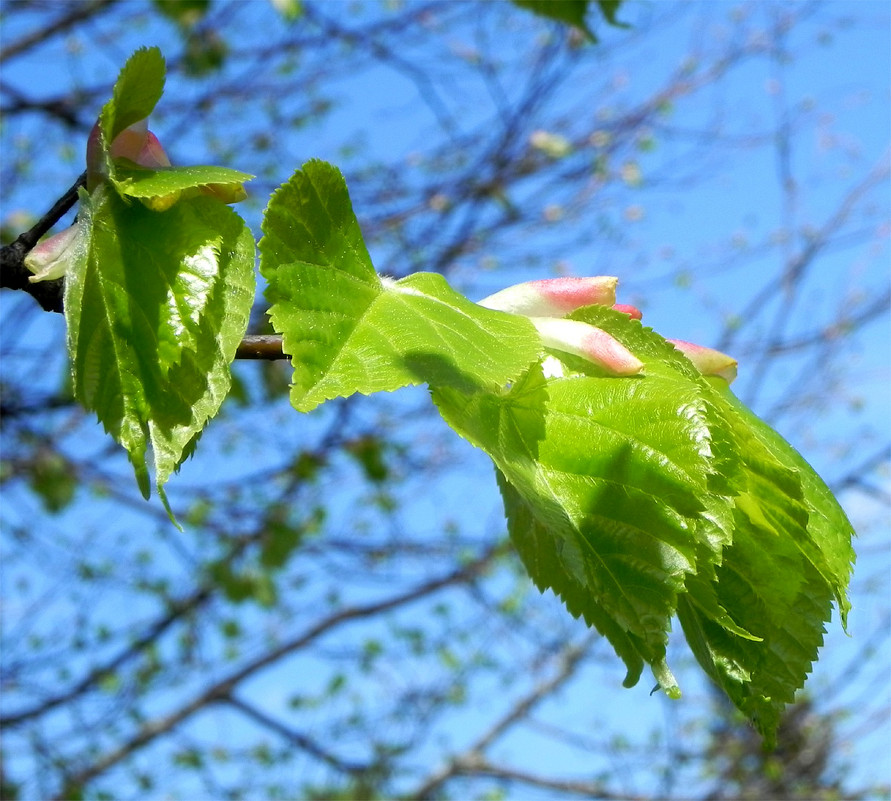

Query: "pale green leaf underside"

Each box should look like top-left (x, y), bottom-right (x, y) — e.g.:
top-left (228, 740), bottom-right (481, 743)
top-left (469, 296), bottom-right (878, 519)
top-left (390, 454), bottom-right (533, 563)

top-left (64, 185), bottom-right (255, 502)
top-left (114, 162), bottom-right (254, 201)
top-left (260, 161), bottom-right (541, 411)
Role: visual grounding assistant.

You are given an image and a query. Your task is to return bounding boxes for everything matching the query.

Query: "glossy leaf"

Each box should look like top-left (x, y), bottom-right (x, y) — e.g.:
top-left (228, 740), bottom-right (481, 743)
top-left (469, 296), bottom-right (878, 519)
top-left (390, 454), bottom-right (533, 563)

top-left (260, 160), bottom-right (541, 412)
top-left (434, 304), bottom-right (851, 740)
top-left (64, 184), bottom-right (255, 505)
top-left (433, 309), bottom-right (739, 695)
top-left (256, 157), bottom-right (853, 741)
top-left (709, 379), bottom-right (855, 625)
top-left (677, 378), bottom-right (854, 743)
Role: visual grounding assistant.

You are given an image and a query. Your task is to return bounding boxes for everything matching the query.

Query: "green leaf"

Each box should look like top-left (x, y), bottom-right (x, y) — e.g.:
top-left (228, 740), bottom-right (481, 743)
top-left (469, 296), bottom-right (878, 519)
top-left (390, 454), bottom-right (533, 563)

top-left (676, 379), bottom-right (853, 743)
top-left (563, 308), bottom-right (846, 741)
top-left (183, 29), bottom-right (228, 77)
top-left (512, 0), bottom-right (628, 41)
top-left (259, 160), bottom-right (541, 412)
top-left (28, 450), bottom-right (77, 513)
top-left (100, 47), bottom-right (166, 145)
top-left (432, 304), bottom-right (850, 739)
top-left (709, 379), bottom-right (855, 626)
top-left (346, 435), bottom-right (390, 483)
top-left (433, 310), bottom-right (740, 695)
top-left (514, 0), bottom-right (595, 38)
top-left (113, 162), bottom-right (254, 211)
top-left (596, 0), bottom-right (629, 28)
top-left (255, 160), bottom-right (852, 743)
top-left (64, 185), bottom-right (255, 506)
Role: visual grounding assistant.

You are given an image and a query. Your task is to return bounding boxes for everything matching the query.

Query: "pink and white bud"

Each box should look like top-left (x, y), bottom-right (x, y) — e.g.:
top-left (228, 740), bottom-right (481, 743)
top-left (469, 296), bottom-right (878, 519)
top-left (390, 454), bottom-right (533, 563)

top-left (667, 339), bottom-right (738, 383)
top-left (25, 224), bottom-right (83, 283)
top-left (612, 303), bottom-right (643, 320)
top-left (127, 129), bottom-right (170, 169)
top-left (87, 118), bottom-right (171, 188)
top-left (479, 276), bottom-right (618, 317)
top-left (531, 317), bottom-right (644, 376)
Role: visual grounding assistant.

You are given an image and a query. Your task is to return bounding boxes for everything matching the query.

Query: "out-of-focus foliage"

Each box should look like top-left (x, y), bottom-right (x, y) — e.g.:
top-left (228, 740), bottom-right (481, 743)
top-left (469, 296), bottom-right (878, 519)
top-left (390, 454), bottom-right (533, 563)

top-left (513, 0), bottom-right (629, 41)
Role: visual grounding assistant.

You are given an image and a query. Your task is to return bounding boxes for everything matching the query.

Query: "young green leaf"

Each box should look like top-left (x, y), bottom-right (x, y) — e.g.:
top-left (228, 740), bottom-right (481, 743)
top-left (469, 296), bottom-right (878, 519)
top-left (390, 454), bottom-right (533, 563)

top-left (251, 153), bottom-right (852, 744)
top-left (512, 0), bottom-right (628, 41)
top-left (572, 306), bottom-right (848, 742)
top-left (100, 46), bottom-right (166, 148)
top-left (260, 160), bottom-right (541, 411)
top-left (675, 378), bottom-right (854, 744)
top-left (64, 184), bottom-right (255, 505)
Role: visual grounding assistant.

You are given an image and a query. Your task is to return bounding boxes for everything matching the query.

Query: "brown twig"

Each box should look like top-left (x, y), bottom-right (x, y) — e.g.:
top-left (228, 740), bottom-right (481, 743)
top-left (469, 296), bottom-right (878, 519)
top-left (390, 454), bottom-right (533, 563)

top-left (234, 335), bottom-right (286, 360)
top-left (0, 171), bottom-right (85, 313)
top-left (54, 544), bottom-right (506, 799)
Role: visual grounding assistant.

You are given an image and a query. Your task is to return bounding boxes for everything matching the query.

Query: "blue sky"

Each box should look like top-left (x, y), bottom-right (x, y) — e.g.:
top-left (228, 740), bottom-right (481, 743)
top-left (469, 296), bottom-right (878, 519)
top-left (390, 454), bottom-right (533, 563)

top-left (1, 1), bottom-right (889, 798)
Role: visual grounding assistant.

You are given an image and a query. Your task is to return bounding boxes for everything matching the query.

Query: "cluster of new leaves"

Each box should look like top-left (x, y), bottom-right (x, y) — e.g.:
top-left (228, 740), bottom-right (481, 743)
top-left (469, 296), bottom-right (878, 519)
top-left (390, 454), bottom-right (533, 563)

top-left (26, 48), bottom-right (255, 511)
top-left (26, 47), bottom-right (854, 743)
top-left (260, 161), bottom-right (855, 743)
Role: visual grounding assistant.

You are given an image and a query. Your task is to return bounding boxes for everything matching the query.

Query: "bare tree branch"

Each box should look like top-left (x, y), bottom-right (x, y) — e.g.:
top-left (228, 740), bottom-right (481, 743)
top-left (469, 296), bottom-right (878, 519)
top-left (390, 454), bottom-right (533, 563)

top-left (0, 586), bottom-right (212, 728)
top-left (717, 150), bottom-right (891, 356)
top-left (441, 760), bottom-right (650, 800)
top-left (234, 335), bottom-right (285, 360)
top-left (55, 544), bottom-right (506, 798)
top-left (223, 693), bottom-right (371, 775)
top-left (0, 0), bottom-right (121, 64)
top-left (409, 634), bottom-right (595, 799)
top-left (0, 171), bottom-right (84, 312)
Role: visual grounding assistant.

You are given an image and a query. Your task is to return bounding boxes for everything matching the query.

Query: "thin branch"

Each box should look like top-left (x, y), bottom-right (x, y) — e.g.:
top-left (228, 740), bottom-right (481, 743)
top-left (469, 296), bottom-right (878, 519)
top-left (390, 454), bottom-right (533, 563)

top-left (54, 545), bottom-right (505, 798)
top-left (832, 445), bottom-right (891, 498)
top-left (717, 149), bottom-right (891, 355)
top-left (408, 635), bottom-right (594, 800)
top-left (223, 693), bottom-right (370, 775)
top-left (234, 335), bottom-right (285, 360)
top-left (0, 0), bottom-right (120, 64)
top-left (444, 760), bottom-right (649, 800)
top-left (0, 587), bottom-right (212, 728)
top-left (0, 80), bottom-right (86, 129)
top-left (762, 288), bottom-right (891, 356)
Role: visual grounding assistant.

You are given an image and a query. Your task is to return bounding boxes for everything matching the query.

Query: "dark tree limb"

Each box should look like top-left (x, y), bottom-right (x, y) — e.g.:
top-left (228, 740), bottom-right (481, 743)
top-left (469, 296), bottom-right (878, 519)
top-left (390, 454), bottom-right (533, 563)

top-left (0, 171), bottom-right (85, 313)
top-left (223, 693), bottom-right (370, 775)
